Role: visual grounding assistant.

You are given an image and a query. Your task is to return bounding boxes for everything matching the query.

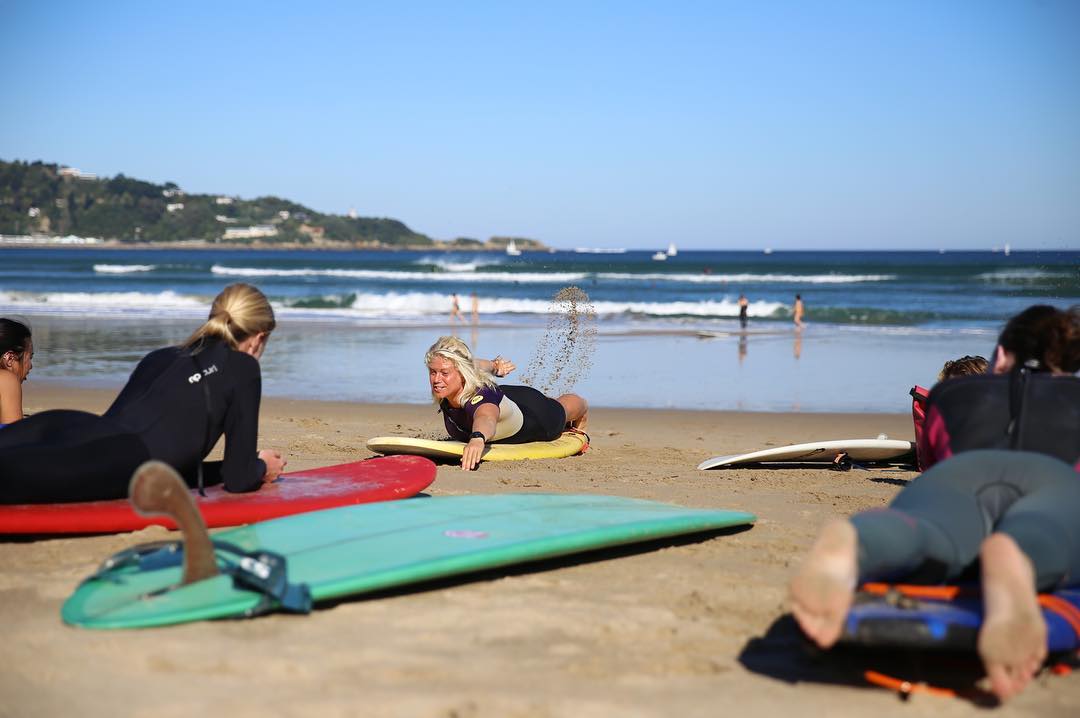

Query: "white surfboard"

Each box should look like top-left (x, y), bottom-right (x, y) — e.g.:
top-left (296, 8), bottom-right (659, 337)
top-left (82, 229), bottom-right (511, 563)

top-left (697, 438), bottom-right (913, 470)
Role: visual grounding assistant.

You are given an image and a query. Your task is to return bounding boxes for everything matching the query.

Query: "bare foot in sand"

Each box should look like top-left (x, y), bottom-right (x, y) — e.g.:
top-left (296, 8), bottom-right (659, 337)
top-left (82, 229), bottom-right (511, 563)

top-left (570, 410), bottom-right (588, 432)
top-left (977, 533), bottom-right (1047, 701)
top-left (557, 394), bottom-right (588, 432)
top-left (789, 519), bottom-right (857, 649)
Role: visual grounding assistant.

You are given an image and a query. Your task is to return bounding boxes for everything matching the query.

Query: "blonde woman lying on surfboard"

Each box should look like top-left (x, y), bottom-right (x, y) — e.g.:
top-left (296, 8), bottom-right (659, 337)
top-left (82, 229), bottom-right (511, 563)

top-left (425, 336), bottom-right (588, 471)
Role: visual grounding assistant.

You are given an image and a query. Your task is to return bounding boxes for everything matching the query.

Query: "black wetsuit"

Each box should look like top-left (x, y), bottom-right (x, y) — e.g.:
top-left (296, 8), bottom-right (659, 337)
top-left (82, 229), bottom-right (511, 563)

top-left (920, 372), bottom-right (1080, 471)
top-left (852, 450), bottom-right (1080, 591)
top-left (0, 339), bottom-right (266, 504)
top-left (440, 384), bottom-right (566, 444)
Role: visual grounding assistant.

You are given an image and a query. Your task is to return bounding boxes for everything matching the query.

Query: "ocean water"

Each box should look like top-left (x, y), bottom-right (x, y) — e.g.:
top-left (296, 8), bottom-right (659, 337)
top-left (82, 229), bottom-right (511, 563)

top-left (1, 247), bottom-right (1076, 412)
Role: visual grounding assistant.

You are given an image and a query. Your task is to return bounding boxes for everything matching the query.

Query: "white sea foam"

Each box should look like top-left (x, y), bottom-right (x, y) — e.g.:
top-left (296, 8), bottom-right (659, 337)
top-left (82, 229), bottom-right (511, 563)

top-left (596, 272), bottom-right (896, 284)
top-left (93, 264), bottom-right (156, 273)
top-left (0, 290), bottom-right (206, 316)
top-left (976, 269), bottom-right (1065, 282)
top-left (211, 265), bottom-right (587, 284)
top-left (412, 255), bottom-right (506, 272)
top-left (210, 264), bottom-right (891, 286)
top-left (574, 247), bottom-right (627, 254)
top-left (281, 292), bottom-right (786, 319)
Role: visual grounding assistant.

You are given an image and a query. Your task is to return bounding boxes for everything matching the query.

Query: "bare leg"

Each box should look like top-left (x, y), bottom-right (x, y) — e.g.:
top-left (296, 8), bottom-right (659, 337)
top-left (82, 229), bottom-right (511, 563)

top-left (977, 533), bottom-right (1047, 701)
top-left (557, 394), bottom-right (588, 431)
top-left (789, 518), bottom-right (857, 648)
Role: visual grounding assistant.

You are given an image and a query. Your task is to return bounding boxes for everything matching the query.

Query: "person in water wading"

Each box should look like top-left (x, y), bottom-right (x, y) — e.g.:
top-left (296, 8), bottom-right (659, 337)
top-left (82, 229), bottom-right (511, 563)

top-left (0, 283), bottom-right (287, 504)
top-left (425, 336), bottom-right (588, 471)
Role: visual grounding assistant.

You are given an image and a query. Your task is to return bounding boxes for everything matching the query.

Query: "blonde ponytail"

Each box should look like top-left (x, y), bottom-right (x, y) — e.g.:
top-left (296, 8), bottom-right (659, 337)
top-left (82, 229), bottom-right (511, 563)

top-left (185, 283), bottom-right (276, 352)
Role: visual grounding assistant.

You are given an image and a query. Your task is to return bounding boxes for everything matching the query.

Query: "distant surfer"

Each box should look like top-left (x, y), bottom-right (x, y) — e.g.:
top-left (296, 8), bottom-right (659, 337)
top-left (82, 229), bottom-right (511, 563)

top-left (0, 317), bottom-right (33, 427)
top-left (738, 294), bottom-right (749, 330)
top-left (425, 336), bottom-right (588, 471)
top-left (793, 294), bottom-right (805, 329)
top-left (0, 284), bottom-right (287, 503)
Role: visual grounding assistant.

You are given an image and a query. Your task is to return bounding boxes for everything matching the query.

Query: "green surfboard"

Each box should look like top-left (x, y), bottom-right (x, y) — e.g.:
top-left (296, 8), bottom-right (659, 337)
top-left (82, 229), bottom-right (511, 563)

top-left (63, 494), bottom-right (755, 629)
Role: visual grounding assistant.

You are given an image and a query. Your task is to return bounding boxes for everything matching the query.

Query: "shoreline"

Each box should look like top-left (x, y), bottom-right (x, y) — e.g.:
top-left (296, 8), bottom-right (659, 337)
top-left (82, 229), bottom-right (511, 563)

top-left (0, 236), bottom-right (548, 253)
top-left (4, 386), bottom-right (1078, 716)
top-left (4, 238), bottom-right (1075, 253)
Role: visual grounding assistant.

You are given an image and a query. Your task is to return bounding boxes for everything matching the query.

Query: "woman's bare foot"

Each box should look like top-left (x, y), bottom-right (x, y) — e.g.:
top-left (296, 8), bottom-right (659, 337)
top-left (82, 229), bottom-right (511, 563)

top-left (570, 409), bottom-right (588, 431)
top-left (977, 533), bottom-right (1047, 701)
top-left (557, 394), bottom-right (588, 431)
top-left (789, 518), bottom-right (858, 648)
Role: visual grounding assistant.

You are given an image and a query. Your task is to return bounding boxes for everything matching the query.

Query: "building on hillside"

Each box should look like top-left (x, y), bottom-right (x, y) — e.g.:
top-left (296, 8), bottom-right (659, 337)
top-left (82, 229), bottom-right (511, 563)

top-left (166, 203), bottom-right (184, 212)
top-left (223, 225), bottom-right (279, 240)
top-left (59, 167), bottom-right (98, 180)
top-left (215, 196), bottom-right (234, 205)
top-left (298, 223), bottom-right (326, 242)
top-left (215, 215), bottom-right (238, 223)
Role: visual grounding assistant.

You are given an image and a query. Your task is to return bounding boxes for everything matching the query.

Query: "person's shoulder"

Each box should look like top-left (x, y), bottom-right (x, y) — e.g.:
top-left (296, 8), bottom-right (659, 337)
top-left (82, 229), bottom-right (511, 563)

top-left (225, 347), bottom-right (261, 376)
top-left (468, 385), bottom-right (502, 405)
top-left (135, 345), bottom-right (184, 369)
top-left (146, 345), bottom-right (183, 360)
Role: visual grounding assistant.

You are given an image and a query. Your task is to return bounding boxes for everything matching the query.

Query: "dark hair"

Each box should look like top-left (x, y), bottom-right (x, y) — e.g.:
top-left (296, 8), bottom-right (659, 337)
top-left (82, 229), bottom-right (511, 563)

top-left (0, 317), bottom-right (32, 358)
top-left (939, 355), bottom-right (988, 381)
top-left (997, 305), bottom-right (1080, 374)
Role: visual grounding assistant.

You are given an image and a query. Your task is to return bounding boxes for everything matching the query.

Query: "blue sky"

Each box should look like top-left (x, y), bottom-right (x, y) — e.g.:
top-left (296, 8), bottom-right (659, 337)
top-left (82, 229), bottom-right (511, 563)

top-left (1, 1), bottom-right (1077, 250)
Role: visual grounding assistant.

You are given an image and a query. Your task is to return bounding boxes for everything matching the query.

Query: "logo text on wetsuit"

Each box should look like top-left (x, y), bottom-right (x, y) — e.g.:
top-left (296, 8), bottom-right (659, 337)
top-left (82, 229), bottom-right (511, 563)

top-left (188, 364), bottom-right (219, 384)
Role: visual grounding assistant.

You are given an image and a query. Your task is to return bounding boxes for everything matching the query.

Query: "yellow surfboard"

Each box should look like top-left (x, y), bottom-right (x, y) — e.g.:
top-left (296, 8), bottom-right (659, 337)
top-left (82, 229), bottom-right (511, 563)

top-left (367, 431), bottom-right (589, 462)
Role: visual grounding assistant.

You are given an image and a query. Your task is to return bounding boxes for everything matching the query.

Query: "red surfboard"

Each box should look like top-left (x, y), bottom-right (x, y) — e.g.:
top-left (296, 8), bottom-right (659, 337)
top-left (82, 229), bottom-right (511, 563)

top-left (0, 455), bottom-right (437, 534)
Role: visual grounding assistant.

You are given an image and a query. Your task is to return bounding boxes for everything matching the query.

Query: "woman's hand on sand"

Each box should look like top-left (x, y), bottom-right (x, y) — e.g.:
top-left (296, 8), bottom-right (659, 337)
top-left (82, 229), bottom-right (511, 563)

top-left (492, 356), bottom-right (516, 378)
top-left (259, 449), bottom-right (287, 483)
top-left (462, 437), bottom-right (485, 471)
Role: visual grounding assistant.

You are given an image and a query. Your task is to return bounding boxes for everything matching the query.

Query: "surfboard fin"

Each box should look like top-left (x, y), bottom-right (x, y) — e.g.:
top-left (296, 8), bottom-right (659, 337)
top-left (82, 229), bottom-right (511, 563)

top-left (129, 460), bottom-right (220, 586)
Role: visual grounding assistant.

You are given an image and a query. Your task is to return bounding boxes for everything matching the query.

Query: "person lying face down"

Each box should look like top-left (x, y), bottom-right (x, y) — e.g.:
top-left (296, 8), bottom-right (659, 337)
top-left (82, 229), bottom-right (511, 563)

top-left (0, 318), bottom-right (33, 426)
top-left (424, 335), bottom-right (588, 471)
top-left (0, 283), bottom-right (286, 504)
top-left (790, 449), bottom-right (1079, 702)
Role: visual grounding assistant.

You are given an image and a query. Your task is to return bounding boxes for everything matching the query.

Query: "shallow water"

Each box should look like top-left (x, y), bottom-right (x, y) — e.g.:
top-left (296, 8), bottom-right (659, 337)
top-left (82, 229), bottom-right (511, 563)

top-left (4, 246), bottom-right (1072, 412)
top-left (22, 314), bottom-right (991, 413)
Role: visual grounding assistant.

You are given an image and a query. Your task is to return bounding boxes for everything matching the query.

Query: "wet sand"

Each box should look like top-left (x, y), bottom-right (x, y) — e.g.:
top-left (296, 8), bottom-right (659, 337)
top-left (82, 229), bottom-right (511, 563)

top-left (2, 385), bottom-right (1077, 717)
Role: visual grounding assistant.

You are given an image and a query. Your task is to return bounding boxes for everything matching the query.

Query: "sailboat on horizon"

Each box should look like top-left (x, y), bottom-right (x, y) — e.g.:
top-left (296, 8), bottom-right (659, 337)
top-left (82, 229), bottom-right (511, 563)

top-left (505, 239), bottom-right (522, 256)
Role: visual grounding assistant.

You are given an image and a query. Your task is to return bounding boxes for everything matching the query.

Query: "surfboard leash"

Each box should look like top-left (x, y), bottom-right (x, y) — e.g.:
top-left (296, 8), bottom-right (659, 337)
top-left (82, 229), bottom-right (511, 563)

top-left (84, 539), bottom-right (313, 617)
top-left (564, 426), bottom-right (591, 453)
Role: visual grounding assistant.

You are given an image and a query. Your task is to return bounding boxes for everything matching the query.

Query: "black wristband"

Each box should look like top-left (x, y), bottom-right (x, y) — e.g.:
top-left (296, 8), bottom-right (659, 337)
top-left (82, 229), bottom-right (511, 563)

top-left (469, 431), bottom-right (488, 443)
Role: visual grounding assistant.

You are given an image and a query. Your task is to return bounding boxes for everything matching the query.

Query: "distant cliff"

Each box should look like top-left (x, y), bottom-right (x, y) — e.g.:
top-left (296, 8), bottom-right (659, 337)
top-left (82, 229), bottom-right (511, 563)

top-left (0, 159), bottom-right (546, 250)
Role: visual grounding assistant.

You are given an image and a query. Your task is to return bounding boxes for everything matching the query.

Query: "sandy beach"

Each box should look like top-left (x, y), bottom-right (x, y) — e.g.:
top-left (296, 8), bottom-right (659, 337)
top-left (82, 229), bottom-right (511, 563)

top-left (1, 384), bottom-right (1076, 718)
